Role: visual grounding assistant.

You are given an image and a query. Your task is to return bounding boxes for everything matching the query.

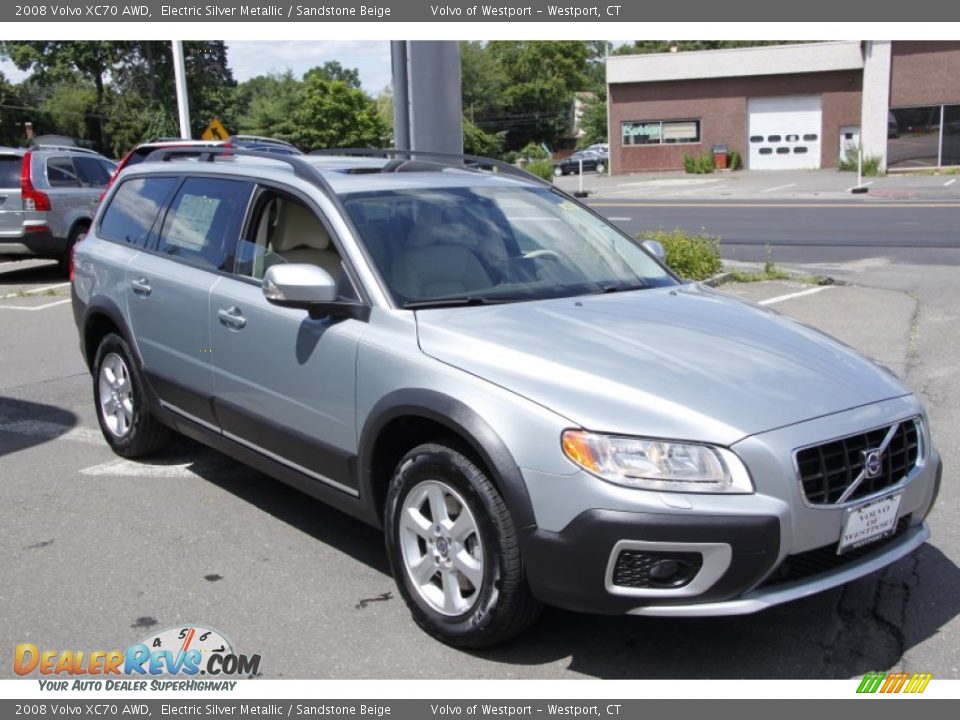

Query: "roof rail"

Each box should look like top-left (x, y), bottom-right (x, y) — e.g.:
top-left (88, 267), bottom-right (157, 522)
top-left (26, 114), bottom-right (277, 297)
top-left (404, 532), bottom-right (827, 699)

top-left (229, 135), bottom-right (296, 148)
top-left (308, 148), bottom-right (552, 188)
top-left (29, 143), bottom-right (101, 156)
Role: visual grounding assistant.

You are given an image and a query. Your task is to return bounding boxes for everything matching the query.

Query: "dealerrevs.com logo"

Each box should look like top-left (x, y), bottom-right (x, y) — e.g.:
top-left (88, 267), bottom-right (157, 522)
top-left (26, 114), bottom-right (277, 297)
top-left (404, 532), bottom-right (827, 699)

top-left (14, 625), bottom-right (261, 691)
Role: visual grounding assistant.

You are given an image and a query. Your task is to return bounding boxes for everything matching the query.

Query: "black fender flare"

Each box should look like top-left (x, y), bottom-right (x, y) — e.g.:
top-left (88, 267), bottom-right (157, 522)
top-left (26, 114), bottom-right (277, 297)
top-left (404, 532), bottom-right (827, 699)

top-left (358, 388), bottom-right (537, 532)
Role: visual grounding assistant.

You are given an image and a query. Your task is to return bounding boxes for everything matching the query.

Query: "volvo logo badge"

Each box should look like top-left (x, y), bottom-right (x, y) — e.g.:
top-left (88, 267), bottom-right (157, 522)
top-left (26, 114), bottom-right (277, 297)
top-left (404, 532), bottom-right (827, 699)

top-left (863, 449), bottom-right (883, 478)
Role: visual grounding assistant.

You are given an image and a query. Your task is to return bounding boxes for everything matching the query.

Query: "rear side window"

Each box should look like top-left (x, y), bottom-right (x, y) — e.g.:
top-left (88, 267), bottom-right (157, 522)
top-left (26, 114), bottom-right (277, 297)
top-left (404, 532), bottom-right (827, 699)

top-left (157, 177), bottom-right (251, 271)
top-left (74, 157), bottom-right (113, 187)
top-left (0, 156), bottom-right (21, 187)
top-left (47, 157), bottom-right (80, 187)
top-left (99, 177), bottom-right (178, 246)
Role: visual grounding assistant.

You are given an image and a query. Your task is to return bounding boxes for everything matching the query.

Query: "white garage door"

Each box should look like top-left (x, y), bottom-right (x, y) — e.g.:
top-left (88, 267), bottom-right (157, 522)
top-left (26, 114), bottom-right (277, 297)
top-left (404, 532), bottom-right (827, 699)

top-left (748, 96), bottom-right (822, 170)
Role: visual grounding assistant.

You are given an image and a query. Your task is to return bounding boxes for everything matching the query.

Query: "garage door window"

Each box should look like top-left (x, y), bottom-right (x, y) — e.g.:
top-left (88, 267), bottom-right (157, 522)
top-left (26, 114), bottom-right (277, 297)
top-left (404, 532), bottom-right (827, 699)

top-left (622, 120), bottom-right (700, 146)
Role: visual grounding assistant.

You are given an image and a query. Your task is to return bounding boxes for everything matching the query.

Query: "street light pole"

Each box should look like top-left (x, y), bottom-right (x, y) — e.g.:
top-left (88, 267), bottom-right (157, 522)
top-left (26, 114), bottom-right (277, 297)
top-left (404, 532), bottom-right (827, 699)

top-left (172, 41), bottom-right (191, 140)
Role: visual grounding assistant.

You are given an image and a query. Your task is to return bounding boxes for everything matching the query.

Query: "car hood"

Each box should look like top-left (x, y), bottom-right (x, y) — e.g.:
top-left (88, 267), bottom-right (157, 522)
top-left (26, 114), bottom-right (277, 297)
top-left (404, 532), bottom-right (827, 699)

top-left (414, 284), bottom-right (910, 446)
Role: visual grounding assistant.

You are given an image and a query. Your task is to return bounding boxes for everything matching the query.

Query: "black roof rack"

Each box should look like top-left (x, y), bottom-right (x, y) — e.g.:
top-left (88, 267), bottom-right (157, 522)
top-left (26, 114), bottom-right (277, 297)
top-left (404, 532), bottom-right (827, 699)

top-left (308, 148), bottom-right (551, 188)
top-left (141, 146), bottom-right (353, 221)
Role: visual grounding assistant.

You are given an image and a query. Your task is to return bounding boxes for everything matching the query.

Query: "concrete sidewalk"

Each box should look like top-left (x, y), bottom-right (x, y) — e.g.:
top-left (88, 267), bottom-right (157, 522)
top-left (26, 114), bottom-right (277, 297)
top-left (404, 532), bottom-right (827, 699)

top-left (555, 168), bottom-right (960, 202)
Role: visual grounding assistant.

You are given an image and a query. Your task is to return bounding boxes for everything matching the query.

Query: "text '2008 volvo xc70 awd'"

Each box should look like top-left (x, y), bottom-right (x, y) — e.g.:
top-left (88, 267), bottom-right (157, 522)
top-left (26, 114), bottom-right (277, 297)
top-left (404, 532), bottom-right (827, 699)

top-left (71, 148), bottom-right (942, 646)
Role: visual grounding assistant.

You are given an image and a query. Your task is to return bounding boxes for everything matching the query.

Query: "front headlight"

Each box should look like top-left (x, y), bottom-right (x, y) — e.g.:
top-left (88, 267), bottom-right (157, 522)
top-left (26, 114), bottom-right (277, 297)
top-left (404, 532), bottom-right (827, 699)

top-left (561, 430), bottom-right (753, 494)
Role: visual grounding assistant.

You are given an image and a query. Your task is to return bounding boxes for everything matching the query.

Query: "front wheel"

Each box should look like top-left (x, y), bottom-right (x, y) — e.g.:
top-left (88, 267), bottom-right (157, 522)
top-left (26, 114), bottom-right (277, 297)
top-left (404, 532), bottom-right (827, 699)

top-left (93, 333), bottom-right (172, 457)
top-left (384, 442), bottom-right (541, 647)
top-left (595, 162), bottom-right (606, 174)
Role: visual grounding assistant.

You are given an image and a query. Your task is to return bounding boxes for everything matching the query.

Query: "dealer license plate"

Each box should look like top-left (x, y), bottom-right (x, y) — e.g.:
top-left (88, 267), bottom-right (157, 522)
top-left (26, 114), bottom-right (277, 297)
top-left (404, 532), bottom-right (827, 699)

top-left (837, 494), bottom-right (902, 554)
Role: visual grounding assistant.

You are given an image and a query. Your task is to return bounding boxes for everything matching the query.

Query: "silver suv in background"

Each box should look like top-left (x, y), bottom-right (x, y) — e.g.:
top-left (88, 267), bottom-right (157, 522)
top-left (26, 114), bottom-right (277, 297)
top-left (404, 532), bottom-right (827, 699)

top-left (72, 148), bottom-right (942, 647)
top-left (0, 144), bottom-right (116, 275)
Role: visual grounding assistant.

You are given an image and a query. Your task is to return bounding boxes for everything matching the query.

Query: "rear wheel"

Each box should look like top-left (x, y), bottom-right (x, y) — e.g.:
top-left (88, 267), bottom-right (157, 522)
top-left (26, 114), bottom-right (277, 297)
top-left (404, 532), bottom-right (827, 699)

top-left (385, 442), bottom-right (541, 647)
top-left (596, 161), bottom-right (606, 174)
top-left (93, 333), bottom-right (172, 457)
top-left (553, 166), bottom-right (563, 177)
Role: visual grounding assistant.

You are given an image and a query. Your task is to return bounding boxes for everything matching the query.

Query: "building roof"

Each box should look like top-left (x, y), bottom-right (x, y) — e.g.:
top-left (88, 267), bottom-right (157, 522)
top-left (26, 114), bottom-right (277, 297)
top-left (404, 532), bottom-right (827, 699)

top-left (607, 41), bottom-right (865, 85)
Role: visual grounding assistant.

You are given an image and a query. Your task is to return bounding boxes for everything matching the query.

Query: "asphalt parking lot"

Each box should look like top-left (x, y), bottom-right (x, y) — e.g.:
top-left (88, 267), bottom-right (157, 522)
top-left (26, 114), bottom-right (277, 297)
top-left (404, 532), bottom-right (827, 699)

top-left (1, 256), bottom-right (958, 680)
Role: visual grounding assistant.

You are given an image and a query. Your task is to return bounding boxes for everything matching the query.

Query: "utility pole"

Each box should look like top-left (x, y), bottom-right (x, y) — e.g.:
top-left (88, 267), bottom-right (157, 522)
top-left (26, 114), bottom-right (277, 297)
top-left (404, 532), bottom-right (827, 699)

top-left (172, 41), bottom-right (191, 139)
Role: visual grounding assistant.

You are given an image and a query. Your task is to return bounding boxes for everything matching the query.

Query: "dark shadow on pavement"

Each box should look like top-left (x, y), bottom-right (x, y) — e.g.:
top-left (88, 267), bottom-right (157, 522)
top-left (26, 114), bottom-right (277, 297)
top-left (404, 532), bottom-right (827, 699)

top-left (0, 260), bottom-right (63, 286)
top-left (0, 396), bottom-right (78, 459)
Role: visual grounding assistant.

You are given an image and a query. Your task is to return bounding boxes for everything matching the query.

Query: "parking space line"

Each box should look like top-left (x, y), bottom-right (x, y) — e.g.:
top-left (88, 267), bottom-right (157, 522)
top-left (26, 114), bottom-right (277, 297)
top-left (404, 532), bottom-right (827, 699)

top-left (0, 419), bottom-right (103, 445)
top-left (946, 179), bottom-right (958, 187)
top-left (0, 282), bottom-right (70, 300)
top-left (758, 286), bottom-right (832, 306)
top-left (0, 299), bottom-right (72, 311)
top-left (607, 216), bottom-right (632, 221)
top-left (761, 183), bottom-right (797, 193)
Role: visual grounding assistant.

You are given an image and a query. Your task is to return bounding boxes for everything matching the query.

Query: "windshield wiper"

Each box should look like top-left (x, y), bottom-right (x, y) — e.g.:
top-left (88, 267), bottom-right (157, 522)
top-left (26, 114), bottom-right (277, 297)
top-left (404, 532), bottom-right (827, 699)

top-left (591, 281), bottom-right (648, 294)
top-left (402, 296), bottom-right (513, 309)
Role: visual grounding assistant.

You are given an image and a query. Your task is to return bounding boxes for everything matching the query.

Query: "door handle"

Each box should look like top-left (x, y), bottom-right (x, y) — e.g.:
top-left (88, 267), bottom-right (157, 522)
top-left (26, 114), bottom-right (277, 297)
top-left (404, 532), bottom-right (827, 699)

top-left (131, 277), bottom-right (152, 296)
top-left (217, 306), bottom-right (247, 329)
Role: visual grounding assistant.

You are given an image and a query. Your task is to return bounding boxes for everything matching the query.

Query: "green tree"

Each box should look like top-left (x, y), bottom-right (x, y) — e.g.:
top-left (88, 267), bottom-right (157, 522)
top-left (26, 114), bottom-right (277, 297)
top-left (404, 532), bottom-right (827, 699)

top-left (304, 61), bottom-right (362, 89)
top-left (234, 71), bottom-right (302, 145)
top-left (1, 41), bottom-right (124, 149)
top-left (40, 81), bottom-right (98, 140)
top-left (577, 94), bottom-right (607, 148)
top-left (462, 117), bottom-right (504, 157)
top-left (613, 40), bottom-right (807, 56)
top-left (293, 74), bottom-right (386, 150)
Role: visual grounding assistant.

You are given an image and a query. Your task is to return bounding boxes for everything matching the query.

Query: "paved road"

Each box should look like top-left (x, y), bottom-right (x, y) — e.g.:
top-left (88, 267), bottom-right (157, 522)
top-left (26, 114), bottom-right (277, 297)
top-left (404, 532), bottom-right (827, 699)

top-left (592, 201), bottom-right (960, 265)
top-left (1, 257), bottom-right (958, 680)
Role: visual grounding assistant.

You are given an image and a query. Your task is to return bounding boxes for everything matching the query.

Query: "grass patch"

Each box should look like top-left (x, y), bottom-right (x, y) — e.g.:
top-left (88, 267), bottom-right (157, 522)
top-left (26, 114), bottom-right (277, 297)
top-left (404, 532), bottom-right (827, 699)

top-left (837, 145), bottom-right (884, 176)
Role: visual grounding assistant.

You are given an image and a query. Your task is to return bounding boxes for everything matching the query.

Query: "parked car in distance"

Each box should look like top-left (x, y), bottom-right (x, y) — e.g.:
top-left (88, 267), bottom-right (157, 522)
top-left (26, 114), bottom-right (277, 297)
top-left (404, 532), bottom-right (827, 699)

top-left (0, 144), bottom-right (116, 275)
top-left (554, 149), bottom-right (607, 176)
top-left (105, 138), bottom-right (227, 194)
top-left (586, 143), bottom-right (610, 155)
top-left (73, 148), bottom-right (942, 647)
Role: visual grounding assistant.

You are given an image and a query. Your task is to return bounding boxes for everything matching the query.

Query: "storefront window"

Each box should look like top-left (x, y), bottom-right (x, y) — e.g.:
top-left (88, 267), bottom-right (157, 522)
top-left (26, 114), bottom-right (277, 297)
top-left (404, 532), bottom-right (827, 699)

top-left (888, 106), bottom-right (941, 168)
top-left (622, 120), bottom-right (700, 146)
top-left (943, 104), bottom-right (960, 167)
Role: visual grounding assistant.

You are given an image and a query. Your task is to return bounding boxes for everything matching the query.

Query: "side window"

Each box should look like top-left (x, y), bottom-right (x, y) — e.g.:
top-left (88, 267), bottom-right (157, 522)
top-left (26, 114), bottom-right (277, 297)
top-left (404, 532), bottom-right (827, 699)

top-left (157, 177), bottom-right (252, 271)
top-left (74, 156), bottom-right (113, 187)
top-left (98, 177), bottom-right (178, 246)
top-left (235, 189), bottom-right (355, 299)
top-left (46, 157), bottom-right (80, 187)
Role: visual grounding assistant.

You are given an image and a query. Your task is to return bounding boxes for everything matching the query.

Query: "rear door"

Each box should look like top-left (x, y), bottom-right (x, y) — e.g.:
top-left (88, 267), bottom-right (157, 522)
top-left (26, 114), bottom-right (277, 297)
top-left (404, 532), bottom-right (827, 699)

top-left (124, 175), bottom-right (253, 427)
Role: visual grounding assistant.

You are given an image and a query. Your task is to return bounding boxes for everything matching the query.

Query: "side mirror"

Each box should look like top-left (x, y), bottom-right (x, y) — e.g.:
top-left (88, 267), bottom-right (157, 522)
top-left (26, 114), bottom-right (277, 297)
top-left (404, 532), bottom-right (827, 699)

top-left (262, 264), bottom-right (368, 321)
top-left (642, 240), bottom-right (666, 262)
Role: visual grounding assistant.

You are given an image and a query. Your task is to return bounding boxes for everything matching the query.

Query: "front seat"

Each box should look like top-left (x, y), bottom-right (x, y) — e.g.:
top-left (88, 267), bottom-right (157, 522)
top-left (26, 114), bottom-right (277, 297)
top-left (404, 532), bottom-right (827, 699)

top-left (270, 200), bottom-right (342, 280)
top-left (391, 207), bottom-right (493, 300)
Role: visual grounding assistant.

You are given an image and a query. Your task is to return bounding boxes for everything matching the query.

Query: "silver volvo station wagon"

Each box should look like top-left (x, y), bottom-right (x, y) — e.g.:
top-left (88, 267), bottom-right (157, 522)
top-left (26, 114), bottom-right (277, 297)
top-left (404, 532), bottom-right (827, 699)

top-left (71, 148), bottom-right (942, 646)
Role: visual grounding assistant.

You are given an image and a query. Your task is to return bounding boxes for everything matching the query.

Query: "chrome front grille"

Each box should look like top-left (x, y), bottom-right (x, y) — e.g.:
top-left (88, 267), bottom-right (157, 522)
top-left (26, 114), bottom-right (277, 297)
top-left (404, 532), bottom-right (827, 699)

top-left (796, 418), bottom-right (922, 506)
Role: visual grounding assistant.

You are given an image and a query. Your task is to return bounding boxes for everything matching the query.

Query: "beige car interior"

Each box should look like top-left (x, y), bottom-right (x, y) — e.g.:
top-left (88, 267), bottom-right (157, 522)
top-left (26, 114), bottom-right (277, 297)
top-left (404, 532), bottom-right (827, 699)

top-left (250, 196), bottom-right (342, 281)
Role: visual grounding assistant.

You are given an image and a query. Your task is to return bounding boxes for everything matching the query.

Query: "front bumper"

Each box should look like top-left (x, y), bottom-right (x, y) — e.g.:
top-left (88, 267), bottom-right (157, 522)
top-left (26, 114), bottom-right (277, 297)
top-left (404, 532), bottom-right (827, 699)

top-left (519, 454), bottom-right (940, 616)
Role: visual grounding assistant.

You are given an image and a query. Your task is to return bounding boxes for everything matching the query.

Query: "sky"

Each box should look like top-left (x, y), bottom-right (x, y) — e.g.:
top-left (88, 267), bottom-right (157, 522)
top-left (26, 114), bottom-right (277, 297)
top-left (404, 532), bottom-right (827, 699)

top-left (1, 41), bottom-right (394, 94)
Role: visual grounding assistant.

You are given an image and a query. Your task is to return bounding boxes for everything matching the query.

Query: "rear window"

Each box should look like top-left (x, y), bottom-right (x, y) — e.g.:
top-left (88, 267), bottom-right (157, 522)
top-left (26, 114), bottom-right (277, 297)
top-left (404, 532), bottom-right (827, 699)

top-left (99, 176), bottom-right (179, 246)
top-left (74, 156), bottom-right (113, 187)
top-left (47, 157), bottom-right (80, 187)
top-left (0, 156), bottom-right (22, 188)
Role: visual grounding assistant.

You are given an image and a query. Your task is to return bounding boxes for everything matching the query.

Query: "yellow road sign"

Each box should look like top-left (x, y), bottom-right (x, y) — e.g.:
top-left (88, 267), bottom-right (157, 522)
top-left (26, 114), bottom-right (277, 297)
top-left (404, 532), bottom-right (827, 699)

top-left (201, 118), bottom-right (229, 141)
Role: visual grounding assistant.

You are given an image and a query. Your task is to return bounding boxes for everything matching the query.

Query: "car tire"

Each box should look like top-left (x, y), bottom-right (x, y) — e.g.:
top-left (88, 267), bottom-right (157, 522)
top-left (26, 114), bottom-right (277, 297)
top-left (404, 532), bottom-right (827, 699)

top-left (58, 223), bottom-right (88, 277)
top-left (384, 442), bottom-right (542, 647)
top-left (93, 333), bottom-right (173, 458)
top-left (553, 166), bottom-right (563, 177)
top-left (596, 162), bottom-right (606, 174)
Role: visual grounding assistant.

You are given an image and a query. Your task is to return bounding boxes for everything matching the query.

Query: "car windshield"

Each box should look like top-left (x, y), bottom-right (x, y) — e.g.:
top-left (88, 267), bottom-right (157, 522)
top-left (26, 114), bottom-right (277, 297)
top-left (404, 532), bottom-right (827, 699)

top-left (342, 184), bottom-right (675, 307)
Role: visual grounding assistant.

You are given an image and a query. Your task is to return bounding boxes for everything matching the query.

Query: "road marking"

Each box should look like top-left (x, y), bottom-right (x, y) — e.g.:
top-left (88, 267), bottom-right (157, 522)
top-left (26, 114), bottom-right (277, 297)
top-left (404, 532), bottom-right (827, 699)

top-left (0, 299), bottom-right (71, 311)
top-left (946, 179), bottom-right (958, 187)
top-left (80, 454), bottom-right (256, 480)
top-left (758, 286), bottom-right (832, 306)
top-left (591, 202), bottom-right (960, 208)
top-left (845, 181), bottom-right (875, 192)
top-left (0, 282), bottom-right (70, 299)
top-left (761, 183), bottom-right (797, 193)
top-left (0, 419), bottom-right (104, 445)
top-left (607, 216), bottom-right (632, 222)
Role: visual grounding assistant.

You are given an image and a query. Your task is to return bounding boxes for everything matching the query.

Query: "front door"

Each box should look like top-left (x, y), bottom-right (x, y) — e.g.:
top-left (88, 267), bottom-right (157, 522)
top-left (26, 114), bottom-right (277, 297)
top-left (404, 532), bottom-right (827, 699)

top-left (208, 190), bottom-right (367, 495)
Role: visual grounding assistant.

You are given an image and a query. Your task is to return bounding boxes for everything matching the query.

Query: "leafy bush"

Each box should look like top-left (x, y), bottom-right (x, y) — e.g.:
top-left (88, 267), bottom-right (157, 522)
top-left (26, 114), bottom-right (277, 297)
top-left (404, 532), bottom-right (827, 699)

top-left (728, 149), bottom-right (742, 170)
top-left (837, 145), bottom-right (884, 176)
top-left (519, 142), bottom-right (550, 161)
top-left (638, 228), bottom-right (722, 280)
top-left (501, 150), bottom-right (519, 164)
top-left (682, 151), bottom-right (715, 174)
top-left (525, 159), bottom-right (555, 182)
